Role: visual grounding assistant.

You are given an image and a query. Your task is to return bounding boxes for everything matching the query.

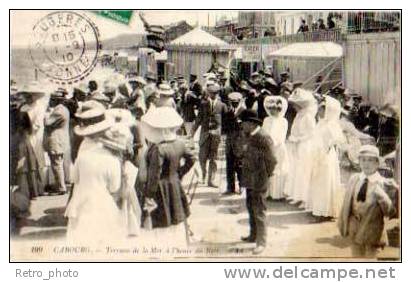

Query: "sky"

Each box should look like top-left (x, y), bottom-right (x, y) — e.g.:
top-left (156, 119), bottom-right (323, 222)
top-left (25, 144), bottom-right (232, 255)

top-left (10, 10), bottom-right (238, 47)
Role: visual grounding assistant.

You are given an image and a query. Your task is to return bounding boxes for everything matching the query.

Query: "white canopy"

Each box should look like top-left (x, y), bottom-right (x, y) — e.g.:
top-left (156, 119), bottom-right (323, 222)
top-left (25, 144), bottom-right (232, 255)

top-left (269, 42), bottom-right (343, 58)
top-left (170, 27), bottom-right (229, 47)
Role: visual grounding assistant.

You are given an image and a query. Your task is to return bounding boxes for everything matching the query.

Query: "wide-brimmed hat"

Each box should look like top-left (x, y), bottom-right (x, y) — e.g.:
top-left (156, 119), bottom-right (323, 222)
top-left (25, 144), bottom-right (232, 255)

top-left (90, 91), bottom-right (111, 103)
top-left (73, 82), bottom-right (89, 94)
top-left (100, 123), bottom-right (132, 152)
top-left (158, 83), bottom-right (175, 96)
top-left (17, 81), bottom-right (47, 97)
top-left (128, 76), bottom-right (147, 86)
top-left (74, 101), bottom-right (113, 136)
top-left (141, 106), bottom-right (183, 129)
top-left (239, 109), bottom-right (262, 125)
top-left (228, 92), bottom-right (243, 102)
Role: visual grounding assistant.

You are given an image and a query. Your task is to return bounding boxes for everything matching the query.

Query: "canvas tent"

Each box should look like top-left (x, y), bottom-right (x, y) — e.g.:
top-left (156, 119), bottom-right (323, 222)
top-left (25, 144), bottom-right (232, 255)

top-left (166, 27), bottom-right (236, 82)
top-left (268, 42), bottom-right (344, 92)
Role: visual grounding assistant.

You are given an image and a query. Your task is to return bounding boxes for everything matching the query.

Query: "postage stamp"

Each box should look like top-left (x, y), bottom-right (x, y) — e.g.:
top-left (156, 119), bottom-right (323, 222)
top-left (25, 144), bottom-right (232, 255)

top-left (29, 11), bottom-right (101, 85)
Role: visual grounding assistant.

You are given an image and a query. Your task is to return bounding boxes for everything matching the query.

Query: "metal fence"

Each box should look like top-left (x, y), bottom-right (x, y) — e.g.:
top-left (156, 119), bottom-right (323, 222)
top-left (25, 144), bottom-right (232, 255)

top-left (237, 29), bottom-right (344, 45)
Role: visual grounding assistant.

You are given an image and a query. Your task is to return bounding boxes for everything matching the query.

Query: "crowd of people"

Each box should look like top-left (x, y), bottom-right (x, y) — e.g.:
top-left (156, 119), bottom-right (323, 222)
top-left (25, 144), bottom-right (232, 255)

top-left (9, 63), bottom-right (400, 256)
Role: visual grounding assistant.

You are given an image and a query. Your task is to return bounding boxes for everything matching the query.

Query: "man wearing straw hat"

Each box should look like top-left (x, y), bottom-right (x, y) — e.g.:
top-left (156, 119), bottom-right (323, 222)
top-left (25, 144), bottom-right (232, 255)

top-left (191, 84), bottom-right (227, 187)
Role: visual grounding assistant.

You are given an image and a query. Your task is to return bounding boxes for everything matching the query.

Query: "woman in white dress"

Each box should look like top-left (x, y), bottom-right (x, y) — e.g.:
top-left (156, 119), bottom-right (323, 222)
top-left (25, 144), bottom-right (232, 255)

top-left (310, 96), bottom-right (345, 218)
top-left (65, 101), bottom-right (126, 245)
top-left (262, 96), bottom-right (289, 200)
top-left (285, 88), bottom-right (318, 207)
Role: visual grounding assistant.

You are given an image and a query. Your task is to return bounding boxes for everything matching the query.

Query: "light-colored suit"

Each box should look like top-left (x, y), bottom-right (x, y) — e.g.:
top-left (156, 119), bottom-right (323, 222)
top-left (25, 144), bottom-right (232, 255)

top-left (338, 172), bottom-right (396, 256)
top-left (45, 104), bottom-right (71, 191)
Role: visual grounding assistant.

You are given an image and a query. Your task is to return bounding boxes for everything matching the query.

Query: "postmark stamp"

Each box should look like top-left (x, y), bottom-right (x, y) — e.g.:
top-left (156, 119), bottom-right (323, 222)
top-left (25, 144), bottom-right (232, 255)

top-left (29, 11), bottom-right (101, 85)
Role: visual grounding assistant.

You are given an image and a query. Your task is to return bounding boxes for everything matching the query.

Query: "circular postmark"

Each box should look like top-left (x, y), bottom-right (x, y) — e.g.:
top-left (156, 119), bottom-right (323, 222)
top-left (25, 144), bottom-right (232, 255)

top-left (29, 11), bottom-right (101, 85)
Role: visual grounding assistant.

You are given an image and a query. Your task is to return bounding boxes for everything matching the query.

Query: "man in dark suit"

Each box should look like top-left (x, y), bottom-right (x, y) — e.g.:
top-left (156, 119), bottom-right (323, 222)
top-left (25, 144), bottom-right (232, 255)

top-left (179, 83), bottom-right (199, 135)
top-left (239, 110), bottom-right (276, 255)
top-left (191, 84), bottom-right (228, 187)
top-left (223, 92), bottom-right (245, 195)
top-left (189, 74), bottom-right (203, 98)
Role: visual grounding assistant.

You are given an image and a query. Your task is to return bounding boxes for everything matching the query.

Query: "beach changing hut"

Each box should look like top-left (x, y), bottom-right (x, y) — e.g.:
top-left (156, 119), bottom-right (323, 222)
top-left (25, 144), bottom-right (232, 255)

top-left (166, 27), bottom-right (236, 82)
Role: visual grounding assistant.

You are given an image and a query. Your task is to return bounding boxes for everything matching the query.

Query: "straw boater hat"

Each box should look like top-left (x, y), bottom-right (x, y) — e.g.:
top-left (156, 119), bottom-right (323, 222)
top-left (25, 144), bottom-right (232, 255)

top-left (158, 83), bottom-right (175, 96)
top-left (74, 101), bottom-right (113, 136)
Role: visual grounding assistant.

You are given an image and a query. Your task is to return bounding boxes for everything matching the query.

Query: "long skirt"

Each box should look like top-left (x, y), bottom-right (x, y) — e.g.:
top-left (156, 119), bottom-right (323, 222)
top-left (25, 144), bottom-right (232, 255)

top-left (310, 147), bottom-right (342, 217)
top-left (285, 138), bottom-right (316, 204)
top-left (151, 178), bottom-right (190, 228)
top-left (267, 143), bottom-right (289, 199)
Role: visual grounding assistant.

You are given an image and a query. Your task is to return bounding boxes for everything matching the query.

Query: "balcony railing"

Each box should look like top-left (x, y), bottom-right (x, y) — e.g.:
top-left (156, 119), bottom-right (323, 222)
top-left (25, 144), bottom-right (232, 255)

top-left (237, 29), bottom-right (344, 45)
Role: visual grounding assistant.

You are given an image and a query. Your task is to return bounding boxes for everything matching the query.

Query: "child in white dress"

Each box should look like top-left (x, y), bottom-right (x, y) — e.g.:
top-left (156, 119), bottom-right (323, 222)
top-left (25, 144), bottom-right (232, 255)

top-left (262, 96), bottom-right (289, 200)
top-left (310, 96), bottom-right (345, 217)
